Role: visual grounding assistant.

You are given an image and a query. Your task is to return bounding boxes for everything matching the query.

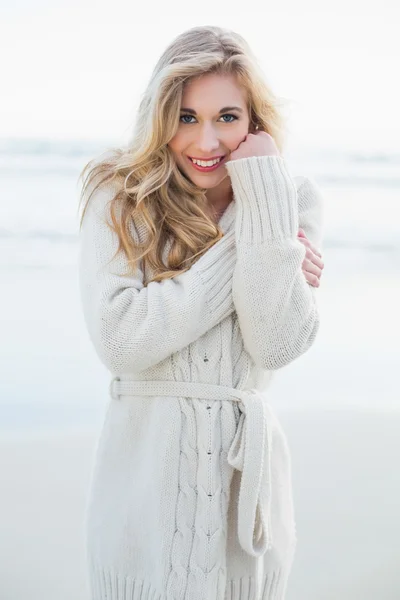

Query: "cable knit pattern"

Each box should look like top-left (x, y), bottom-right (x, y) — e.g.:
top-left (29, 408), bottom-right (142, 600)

top-left (79, 155), bottom-right (324, 600)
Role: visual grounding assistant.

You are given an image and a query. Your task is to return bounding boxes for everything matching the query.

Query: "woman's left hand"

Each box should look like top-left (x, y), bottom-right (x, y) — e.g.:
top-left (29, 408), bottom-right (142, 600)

top-left (298, 228), bottom-right (324, 287)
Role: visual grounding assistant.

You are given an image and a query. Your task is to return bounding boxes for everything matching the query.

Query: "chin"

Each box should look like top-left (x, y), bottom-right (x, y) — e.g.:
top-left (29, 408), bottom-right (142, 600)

top-left (177, 162), bottom-right (226, 189)
top-left (187, 169), bottom-right (226, 185)
top-left (194, 178), bottom-right (224, 190)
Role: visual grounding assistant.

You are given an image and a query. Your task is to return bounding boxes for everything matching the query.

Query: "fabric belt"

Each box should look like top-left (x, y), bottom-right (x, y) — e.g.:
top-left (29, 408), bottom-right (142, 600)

top-left (109, 376), bottom-right (276, 558)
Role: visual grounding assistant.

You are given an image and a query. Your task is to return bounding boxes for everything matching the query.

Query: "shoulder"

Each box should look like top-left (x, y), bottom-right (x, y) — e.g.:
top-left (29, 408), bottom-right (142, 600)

top-left (294, 174), bottom-right (323, 199)
top-left (293, 174), bottom-right (324, 216)
top-left (277, 156), bottom-right (324, 212)
top-left (293, 175), bottom-right (325, 248)
top-left (80, 148), bottom-right (123, 221)
top-left (81, 174), bottom-right (120, 227)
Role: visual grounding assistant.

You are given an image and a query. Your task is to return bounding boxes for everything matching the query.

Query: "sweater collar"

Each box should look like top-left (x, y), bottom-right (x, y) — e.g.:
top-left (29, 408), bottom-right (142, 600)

top-left (218, 199), bottom-right (236, 234)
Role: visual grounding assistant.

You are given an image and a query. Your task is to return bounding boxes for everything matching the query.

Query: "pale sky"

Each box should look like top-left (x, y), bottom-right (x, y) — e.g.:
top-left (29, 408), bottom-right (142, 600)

top-left (1, 0), bottom-right (399, 153)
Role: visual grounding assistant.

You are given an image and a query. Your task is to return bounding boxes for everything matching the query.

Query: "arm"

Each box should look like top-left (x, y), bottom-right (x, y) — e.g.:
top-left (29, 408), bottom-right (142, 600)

top-left (225, 155), bottom-right (325, 371)
top-left (78, 183), bottom-right (236, 375)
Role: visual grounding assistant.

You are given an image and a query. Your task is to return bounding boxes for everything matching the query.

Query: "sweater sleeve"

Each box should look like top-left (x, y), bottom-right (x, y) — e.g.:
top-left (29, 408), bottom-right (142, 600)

top-left (225, 154), bottom-right (325, 371)
top-left (78, 183), bottom-right (236, 375)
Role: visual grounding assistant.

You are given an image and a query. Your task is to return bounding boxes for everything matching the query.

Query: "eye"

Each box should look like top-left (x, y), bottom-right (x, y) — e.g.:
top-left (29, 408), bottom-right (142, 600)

top-left (179, 114), bottom-right (196, 124)
top-left (179, 113), bottom-right (239, 124)
top-left (219, 114), bottom-right (238, 123)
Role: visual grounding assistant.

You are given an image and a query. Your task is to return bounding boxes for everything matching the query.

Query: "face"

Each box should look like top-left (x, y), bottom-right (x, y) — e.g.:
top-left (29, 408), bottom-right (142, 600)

top-left (167, 72), bottom-right (251, 193)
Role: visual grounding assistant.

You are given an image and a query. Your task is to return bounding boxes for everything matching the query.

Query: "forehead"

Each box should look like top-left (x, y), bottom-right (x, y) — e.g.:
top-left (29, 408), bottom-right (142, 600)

top-left (181, 72), bottom-right (247, 109)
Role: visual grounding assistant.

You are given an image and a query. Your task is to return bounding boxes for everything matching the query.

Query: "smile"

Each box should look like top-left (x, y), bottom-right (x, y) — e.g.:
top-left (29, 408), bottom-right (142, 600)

top-left (187, 155), bottom-right (226, 172)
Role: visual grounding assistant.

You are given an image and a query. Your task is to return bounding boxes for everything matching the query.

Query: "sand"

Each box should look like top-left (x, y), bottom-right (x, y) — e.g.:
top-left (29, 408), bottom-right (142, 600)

top-left (0, 429), bottom-right (95, 600)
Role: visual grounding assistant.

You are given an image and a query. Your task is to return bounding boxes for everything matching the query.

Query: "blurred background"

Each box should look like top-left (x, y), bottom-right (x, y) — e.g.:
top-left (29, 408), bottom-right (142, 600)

top-left (0, 0), bottom-right (399, 598)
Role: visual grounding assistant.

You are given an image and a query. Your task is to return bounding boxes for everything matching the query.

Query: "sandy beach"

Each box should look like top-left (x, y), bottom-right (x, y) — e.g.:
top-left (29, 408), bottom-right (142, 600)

top-left (0, 430), bottom-right (95, 600)
top-left (1, 408), bottom-right (400, 600)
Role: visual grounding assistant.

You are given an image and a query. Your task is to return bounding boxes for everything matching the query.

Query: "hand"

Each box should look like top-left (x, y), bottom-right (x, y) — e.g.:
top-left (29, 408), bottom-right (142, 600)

top-left (227, 131), bottom-right (280, 162)
top-left (297, 228), bottom-right (324, 287)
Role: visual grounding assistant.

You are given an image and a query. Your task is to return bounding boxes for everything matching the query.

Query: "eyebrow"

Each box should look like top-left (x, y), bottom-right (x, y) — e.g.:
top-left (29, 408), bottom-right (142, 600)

top-left (180, 106), bottom-right (244, 114)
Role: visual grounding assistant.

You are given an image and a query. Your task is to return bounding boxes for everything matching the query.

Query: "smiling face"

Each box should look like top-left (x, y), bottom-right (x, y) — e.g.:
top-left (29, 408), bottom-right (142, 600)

top-left (167, 72), bottom-right (251, 194)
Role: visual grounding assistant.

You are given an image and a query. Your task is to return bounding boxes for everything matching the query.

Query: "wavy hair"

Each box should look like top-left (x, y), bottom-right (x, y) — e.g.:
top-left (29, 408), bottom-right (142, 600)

top-left (77, 25), bottom-right (289, 285)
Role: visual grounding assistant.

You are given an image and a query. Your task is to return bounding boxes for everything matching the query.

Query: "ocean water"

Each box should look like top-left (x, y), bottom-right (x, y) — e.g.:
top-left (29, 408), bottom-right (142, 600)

top-left (1, 138), bottom-right (399, 432)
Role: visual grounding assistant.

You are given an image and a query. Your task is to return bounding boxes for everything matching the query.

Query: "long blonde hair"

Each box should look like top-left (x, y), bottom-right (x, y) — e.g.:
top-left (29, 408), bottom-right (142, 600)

top-left (78, 25), bottom-right (288, 285)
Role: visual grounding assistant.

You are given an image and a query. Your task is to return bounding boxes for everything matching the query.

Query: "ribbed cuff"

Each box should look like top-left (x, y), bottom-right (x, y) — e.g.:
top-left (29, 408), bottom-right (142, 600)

top-left (88, 564), bottom-right (292, 600)
top-left (225, 155), bottom-right (299, 243)
top-left (88, 565), bottom-right (292, 600)
top-left (88, 561), bottom-right (164, 600)
top-left (225, 569), bottom-right (289, 600)
top-left (193, 230), bottom-right (236, 320)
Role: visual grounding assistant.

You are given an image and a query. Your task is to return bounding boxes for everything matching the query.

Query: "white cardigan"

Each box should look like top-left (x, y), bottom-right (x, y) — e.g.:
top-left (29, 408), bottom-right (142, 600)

top-left (78, 155), bottom-right (324, 600)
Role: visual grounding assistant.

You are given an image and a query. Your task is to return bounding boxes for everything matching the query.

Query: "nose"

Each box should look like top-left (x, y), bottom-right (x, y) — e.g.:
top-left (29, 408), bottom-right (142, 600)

top-left (196, 122), bottom-right (220, 154)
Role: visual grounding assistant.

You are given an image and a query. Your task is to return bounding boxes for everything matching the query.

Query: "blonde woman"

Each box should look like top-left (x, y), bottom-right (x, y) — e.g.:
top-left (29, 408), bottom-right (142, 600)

top-left (78, 25), bottom-right (325, 600)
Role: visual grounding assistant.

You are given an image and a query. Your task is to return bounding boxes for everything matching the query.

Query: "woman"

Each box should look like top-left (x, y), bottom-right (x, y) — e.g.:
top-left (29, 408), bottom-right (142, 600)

top-left (78, 25), bottom-right (325, 600)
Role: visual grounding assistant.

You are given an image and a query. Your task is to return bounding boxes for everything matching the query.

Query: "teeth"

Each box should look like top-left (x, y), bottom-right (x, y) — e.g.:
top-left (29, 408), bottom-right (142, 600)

top-left (191, 157), bottom-right (221, 167)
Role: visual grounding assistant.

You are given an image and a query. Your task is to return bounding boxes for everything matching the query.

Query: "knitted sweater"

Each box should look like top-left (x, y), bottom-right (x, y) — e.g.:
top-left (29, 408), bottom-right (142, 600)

top-left (78, 155), bottom-right (324, 600)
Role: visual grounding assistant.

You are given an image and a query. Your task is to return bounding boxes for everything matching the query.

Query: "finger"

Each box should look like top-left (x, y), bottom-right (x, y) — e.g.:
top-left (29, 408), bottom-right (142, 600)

top-left (302, 268), bottom-right (320, 287)
top-left (302, 247), bottom-right (324, 270)
top-left (298, 235), bottom-right (323, 259)
top-left (298, 237), bottom-right (324, 268)
top-left (302, 259), bottom-right (323, 279)
top-left (299, 237), bottom-right (322, 256)
top-left (312, 246), bottom-right (323, 259)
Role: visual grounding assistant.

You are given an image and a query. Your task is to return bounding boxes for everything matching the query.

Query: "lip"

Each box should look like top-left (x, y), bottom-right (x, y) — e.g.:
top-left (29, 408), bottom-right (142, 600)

top-left (189, 155), bottom-right (225, 161)
top-left (187, 155), bottom-right (227, 172)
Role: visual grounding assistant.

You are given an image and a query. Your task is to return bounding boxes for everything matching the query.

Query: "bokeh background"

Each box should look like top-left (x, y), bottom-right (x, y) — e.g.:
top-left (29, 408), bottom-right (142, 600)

top-left (1, 0), bottom-right (399, 598)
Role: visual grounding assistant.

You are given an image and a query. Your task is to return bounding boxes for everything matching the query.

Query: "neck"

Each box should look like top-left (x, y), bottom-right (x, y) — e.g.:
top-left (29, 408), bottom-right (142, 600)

top-left (205, 176), bottom-right (233, 221)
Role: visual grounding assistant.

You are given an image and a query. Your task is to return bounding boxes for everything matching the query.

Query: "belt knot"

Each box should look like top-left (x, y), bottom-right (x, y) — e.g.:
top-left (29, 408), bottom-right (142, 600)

top-left (109, 377), bottom-right (275, 557)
